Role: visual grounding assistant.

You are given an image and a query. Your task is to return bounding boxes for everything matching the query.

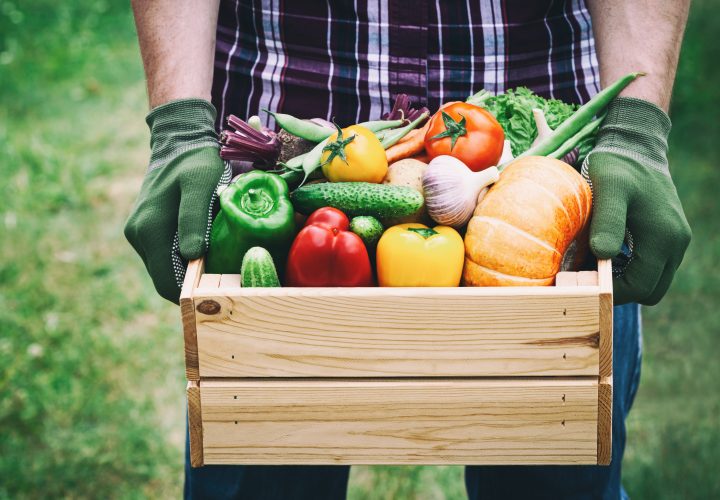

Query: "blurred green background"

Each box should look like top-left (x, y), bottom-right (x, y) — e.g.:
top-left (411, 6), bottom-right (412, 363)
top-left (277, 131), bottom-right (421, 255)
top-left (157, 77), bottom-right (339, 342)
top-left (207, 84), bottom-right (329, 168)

top-left (1, 1), bottom-right (717, 498)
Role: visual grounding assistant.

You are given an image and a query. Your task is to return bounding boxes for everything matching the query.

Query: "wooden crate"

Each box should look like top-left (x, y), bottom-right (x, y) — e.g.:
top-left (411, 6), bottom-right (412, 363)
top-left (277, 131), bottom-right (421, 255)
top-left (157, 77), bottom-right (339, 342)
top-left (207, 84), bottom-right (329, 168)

top-left (181, 259), bottom-right (613, 467)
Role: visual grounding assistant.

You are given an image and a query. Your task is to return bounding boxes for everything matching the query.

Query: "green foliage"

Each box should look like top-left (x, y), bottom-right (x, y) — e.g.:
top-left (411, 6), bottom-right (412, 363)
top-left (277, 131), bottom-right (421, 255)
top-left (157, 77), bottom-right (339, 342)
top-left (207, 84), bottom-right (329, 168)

top-left (480, 86), bottom-right (581, 157)
top-left (1, 1), bottom-right (185, 498)
top-left (1, 0), bottom-right (718, 498)
top-left (669, 0), bottom-right (720, 161)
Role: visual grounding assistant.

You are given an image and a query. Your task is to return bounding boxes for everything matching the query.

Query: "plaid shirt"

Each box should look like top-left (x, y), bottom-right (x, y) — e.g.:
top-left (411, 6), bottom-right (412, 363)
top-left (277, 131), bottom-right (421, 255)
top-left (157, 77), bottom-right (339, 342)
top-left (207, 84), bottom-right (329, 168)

top-left (211, 0), bottom-right (600, 129)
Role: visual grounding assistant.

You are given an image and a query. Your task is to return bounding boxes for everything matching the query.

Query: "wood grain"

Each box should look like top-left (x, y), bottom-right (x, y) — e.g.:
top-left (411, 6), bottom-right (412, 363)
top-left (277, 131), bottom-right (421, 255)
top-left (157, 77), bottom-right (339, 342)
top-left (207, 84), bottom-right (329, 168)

top-left (596, 260), bottom-right (613, 464)
top-left (577, 271), bottom-right (598, 287)
top-left (597, 259), bottom-right (613, 379)
top-left (187, 381), bottom-right (204, 467)
top-left (180, 259), bottom-right (204, 380)
top-left (555, 272), bottom-right (578, 287)
top-left (597, 376), bottom-right (613, 465)
top-left (199, 378), bottom-right (599, 465)
top-left (198, 273), bottom-right (221, 290)
top-left (219, 274), bottom-right (241, 289)
top-left (181, 259), bottom-right (612, 466)
top-left (194, 289), bottom-right (601, 377)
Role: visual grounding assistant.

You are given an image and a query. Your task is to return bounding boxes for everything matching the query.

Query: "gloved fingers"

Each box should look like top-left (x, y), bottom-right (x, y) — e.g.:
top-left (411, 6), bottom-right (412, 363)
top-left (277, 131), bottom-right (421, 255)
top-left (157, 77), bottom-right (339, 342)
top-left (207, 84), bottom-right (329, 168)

top-left (641, 216), bottom-right (691, 305)
top-left (617, 185), bottom-right (692, 305)
top-left (124, 208), bottom-right (147, 263)
top-left (589, 190), bottom-right (630, 260)
top-left (178, 182), bottom-right (218, 260)
top-left (123, 165), bottom-right (185, 303)
top-left (587, 153), bottom-right (634, 259)
top-left (177, 153), bottom-right (227, 260)
top-left (124, 185), bottom-right (177, 267)
top-left (613, 239), bottom-right (666, 305)
top-left (643, 261), bottom-right (678, 306)
top-left (144, 222), bottom-right (183, 304)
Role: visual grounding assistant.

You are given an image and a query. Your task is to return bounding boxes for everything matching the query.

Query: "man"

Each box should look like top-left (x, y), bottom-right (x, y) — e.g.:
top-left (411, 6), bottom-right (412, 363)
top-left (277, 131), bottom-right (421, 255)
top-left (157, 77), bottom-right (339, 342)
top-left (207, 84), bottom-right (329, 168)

top-left (124, 1), bottom-right (691, 498)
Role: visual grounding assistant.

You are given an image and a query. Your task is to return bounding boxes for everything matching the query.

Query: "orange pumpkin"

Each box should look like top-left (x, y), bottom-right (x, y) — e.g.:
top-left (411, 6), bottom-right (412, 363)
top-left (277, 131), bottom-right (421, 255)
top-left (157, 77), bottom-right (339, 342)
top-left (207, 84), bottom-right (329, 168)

top-left (463, 156), bottom-right (592, 286)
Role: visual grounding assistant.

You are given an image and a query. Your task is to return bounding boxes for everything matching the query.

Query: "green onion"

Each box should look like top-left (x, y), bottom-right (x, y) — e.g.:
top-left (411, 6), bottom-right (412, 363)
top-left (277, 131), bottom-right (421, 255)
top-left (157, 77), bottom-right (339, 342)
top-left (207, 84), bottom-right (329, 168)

top-left (502, 72), bottom-right (643, 168)
top-left (380, 112), bottom-right (429, 149)
top-left (548, 111), bottom-right (607, 161)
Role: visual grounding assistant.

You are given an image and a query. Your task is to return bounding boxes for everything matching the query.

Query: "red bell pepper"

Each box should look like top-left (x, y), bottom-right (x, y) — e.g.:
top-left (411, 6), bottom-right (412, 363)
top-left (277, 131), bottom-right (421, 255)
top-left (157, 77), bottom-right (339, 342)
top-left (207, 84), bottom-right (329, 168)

top-left (285, 207), bottom-right (374, 286)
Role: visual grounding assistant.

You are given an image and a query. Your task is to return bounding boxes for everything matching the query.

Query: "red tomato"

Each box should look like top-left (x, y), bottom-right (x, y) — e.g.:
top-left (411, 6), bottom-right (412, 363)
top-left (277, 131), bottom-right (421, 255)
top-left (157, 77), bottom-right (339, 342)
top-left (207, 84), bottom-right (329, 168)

top-left (423, 102), bottom-right (505, 171)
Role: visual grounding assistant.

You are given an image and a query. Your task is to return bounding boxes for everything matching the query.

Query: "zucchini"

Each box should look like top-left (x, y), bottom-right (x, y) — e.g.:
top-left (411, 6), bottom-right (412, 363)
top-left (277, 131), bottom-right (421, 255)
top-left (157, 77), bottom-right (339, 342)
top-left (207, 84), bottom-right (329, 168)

top-left (350, 216), bottom-right (384, 249)
top-left (291, 182), bottom-right (424, 220)
top-left (240, 247), bottom-right (281, 287)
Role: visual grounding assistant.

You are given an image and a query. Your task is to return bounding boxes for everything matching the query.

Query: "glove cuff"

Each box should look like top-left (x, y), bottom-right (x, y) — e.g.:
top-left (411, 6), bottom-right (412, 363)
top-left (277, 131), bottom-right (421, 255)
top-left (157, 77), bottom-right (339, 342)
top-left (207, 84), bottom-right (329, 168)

top-left (146, 98), bottom-right (219, 171)
top-left (593, 97), bottom-right (671, 176)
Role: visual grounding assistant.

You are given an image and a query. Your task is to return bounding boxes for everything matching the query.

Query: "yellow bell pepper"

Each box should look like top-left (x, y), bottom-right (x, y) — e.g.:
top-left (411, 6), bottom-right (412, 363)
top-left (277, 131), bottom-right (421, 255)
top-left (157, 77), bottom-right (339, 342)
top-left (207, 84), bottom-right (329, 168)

top-left (376, 223), bottom-right (464, 286)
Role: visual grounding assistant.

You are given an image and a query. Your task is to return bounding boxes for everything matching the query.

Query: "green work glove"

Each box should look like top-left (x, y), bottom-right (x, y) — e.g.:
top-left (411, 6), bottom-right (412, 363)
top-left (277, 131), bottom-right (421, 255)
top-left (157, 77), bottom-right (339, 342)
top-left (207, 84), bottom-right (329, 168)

top-left (583, 97), bottom-right (691, 305)
top-left (124, 99), bottom-right (231, 304)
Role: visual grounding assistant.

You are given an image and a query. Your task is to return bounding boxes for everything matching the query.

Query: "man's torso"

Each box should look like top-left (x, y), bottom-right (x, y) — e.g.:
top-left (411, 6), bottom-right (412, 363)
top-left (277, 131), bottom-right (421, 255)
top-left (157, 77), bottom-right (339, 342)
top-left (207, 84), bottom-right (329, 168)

top-left (211, 0), bottom-right (599, 128)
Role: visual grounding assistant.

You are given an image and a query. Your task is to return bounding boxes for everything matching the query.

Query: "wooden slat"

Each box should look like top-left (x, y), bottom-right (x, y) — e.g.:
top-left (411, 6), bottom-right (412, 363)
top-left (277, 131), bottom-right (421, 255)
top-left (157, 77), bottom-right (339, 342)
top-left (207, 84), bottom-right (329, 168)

top-left (555, 272), bottom-right (578, 287)
top-left (597, 376), bottom-right (613, 465)
top-left (577, 271), bottom-right (598, 287)
top-left (198, 273), bottom-right (221, 290)
top-left (597, 259), bottom-right (613, 379)
top-left (194, 289), bottom-right (601, 377)
top-left (596, 259), bottom-right (613, 465)
top-left (187, 381), bottom-right (204, 467)
top-left (180, 259), bottom-right (204, 380)
top-left (199, 378), bottom-right (599, 465)
top-left (219, 274), bottom-right (241, 289)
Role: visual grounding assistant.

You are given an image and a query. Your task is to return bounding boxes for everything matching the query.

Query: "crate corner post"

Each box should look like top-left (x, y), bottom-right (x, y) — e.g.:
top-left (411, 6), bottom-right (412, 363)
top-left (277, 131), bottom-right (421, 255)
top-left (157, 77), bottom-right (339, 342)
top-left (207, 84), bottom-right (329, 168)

top-left (597, 259), bottom-right (614, 465)
top-left (187, 381), bottom-right (204, 468)
top-left (181, 259), bottom-right (204, 381)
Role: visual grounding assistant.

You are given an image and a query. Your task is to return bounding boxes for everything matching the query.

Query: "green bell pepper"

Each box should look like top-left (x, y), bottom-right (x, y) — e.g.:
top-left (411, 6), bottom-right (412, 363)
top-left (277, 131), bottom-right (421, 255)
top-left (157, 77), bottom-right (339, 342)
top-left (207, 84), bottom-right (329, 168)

top-left (205, 171), bottom-right (296, 273)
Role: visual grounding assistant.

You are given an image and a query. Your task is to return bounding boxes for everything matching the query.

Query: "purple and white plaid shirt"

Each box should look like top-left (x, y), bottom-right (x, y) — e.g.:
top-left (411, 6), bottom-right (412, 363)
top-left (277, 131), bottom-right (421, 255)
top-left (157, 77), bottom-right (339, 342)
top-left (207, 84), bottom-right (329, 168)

top-left (211, 0), bottom-right (600, 130)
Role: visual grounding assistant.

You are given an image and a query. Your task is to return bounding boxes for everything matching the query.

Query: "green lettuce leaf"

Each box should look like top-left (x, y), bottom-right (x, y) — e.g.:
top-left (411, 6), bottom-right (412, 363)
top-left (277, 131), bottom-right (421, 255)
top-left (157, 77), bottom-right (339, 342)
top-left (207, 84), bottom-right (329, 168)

top-left (470, 87), bottom-right (595, 164)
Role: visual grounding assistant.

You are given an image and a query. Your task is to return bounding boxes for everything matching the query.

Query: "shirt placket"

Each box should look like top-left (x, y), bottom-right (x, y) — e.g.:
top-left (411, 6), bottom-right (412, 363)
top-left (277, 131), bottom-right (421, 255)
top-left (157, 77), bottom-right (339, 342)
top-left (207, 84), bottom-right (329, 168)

top-left (387, 0), bottom-right (429, 107)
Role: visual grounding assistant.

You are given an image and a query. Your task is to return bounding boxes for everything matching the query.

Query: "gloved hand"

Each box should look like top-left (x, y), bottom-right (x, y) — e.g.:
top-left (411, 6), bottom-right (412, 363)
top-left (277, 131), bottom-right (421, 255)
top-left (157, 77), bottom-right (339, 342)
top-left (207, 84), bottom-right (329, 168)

top-left (124, 99), bottom-right (231, 304)
top-left (584, 97), bottom-right (691, 305)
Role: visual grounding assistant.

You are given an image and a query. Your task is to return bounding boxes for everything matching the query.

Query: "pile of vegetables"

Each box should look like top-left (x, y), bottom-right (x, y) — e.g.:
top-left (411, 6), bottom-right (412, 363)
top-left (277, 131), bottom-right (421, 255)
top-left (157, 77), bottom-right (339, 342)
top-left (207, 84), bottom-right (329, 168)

top-left (206, 73), bottom-right (642, 287)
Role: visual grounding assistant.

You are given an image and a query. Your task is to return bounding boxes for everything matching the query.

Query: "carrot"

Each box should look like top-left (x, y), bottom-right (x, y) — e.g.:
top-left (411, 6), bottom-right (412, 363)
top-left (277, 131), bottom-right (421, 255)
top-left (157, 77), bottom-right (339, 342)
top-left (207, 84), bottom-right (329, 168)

top-left (385, 121), bottom-right (430, 164)
top-left (384, 101), bottom-right (460, 164)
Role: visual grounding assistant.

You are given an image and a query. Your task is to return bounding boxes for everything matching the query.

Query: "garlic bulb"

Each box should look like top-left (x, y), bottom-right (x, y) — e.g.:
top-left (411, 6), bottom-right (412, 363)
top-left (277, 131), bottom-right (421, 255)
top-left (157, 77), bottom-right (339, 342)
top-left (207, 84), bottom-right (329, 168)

top-left (422, 155), bottom-right (500, 228)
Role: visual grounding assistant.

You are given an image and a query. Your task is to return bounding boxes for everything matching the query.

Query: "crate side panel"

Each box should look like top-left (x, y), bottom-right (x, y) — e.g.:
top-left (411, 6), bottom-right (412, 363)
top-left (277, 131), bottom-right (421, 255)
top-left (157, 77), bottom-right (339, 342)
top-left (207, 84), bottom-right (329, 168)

top-left (200, 378), bottom-right (598, 465)
top-left (195, 290), bottom-right (600, 377)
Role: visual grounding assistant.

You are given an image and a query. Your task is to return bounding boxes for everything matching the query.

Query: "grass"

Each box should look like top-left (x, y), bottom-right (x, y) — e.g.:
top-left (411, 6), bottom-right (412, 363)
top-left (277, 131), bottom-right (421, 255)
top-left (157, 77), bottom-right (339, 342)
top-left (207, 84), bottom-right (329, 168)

top-left (0, 3), bottom-right (185, 498)
top-left (1, 1), bottom-right (718, 498)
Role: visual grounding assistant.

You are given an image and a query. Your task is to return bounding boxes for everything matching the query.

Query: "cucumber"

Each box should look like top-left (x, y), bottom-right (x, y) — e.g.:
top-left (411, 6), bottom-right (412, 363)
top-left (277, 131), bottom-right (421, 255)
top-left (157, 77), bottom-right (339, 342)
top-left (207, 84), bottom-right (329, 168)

top-left (291, 182), bottom-right (424, 220)
top-left (350, 216), bottom-right (384, 249)
top-left (240, 247), bottom-right (281, 287)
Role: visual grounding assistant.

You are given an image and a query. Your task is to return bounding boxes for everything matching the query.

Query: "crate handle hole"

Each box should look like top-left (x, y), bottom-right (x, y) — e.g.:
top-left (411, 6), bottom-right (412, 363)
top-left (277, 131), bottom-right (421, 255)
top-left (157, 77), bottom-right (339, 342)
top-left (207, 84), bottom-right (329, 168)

top-left (234, 395), bottom-right (237, 400)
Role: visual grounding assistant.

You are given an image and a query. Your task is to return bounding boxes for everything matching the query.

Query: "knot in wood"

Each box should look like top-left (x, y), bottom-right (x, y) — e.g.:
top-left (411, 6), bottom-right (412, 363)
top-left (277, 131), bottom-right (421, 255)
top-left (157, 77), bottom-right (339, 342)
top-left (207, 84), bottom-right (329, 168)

top-left (196, 300), bottom-right (221, 315)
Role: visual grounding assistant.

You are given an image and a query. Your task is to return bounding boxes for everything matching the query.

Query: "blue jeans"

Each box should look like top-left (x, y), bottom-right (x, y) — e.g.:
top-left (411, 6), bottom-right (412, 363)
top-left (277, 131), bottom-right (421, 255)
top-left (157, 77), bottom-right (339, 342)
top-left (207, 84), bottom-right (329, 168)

top-left (185, 303), bottom-right (642, 500)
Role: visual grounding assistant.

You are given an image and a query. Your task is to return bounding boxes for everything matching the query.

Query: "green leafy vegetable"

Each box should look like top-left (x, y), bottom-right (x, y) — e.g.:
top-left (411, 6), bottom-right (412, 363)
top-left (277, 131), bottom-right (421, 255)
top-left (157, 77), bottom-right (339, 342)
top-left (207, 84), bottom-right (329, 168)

top-left (467, 87), bottom-right (596, 163)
